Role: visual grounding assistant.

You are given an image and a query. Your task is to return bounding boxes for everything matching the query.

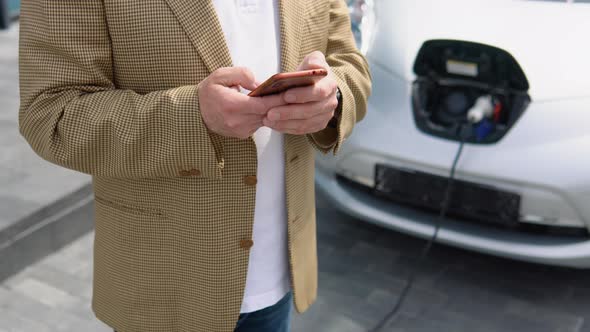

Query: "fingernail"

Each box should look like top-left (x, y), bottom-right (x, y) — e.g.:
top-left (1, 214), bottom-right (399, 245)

top-left (285, 93), bottom-right (296, 103)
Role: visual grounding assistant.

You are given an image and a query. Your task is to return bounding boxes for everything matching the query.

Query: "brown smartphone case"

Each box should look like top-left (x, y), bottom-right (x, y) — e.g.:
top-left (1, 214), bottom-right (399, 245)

top-left (248, 69), bottom-right (328, 97)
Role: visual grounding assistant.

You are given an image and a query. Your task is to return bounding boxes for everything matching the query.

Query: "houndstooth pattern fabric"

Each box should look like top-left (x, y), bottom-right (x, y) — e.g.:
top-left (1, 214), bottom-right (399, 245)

top-left (18, 0), bottom-right (371, 331)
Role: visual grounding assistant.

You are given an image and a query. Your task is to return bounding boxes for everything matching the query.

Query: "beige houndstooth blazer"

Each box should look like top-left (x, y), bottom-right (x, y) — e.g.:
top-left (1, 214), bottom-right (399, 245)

top-left (18, 0), bottom-right (371, 331)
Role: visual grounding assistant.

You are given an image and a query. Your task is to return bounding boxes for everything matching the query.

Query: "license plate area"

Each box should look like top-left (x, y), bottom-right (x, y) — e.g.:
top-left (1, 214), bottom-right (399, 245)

top-left (374, 165), bottom-right (521, 226)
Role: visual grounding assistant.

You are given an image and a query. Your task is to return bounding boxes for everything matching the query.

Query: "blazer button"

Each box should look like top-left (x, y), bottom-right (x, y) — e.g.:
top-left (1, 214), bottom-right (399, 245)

top-left (179, 170), bottom-right (191, 177)
top-left (240, 239), bottom-right (254, 249)
top-left (243, 175), bottom-right (257, 186)
top-left (189, 168), bottom-right (201, 176)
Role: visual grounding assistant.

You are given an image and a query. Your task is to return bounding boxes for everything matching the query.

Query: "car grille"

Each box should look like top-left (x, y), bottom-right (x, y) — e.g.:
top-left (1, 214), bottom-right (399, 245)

top-left (336, 175), bottom-right (589, 238)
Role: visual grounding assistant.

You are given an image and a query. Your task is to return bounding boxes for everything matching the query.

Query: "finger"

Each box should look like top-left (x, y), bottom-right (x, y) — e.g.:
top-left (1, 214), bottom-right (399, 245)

top-left (266, 102), bottom-right (324, 121)
top-left (256, 93), bottom-right (290, 111)
top-left (298, 51), bottom-right (327, 70)
top-left (267, 94), bottom-right (337, 121)
top-left (224, 114), bottom-right (264, 135)
top-left (214, 67), bottom-right (258, 91)
top-left (263, 112), bottom-right (333, 135)
top-left (297, 51), bottom-right (328, 71)
top-left (264, 118), bottom-right (305, 134)
top-left (234, 93), bottom-right (288, 115)
top-left (283, 78), bottom-right (337, 104)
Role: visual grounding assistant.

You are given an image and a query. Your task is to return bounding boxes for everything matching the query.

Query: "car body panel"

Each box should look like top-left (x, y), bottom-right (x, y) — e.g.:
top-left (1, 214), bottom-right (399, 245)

top-left (367, 0), bottom-right (590, 101)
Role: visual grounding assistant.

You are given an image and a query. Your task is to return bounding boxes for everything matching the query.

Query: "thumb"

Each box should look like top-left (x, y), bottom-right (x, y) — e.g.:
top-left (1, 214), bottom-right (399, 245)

top-left (297, 51), bottom-right (328, 71)
top-left (214, 67), bottom-right (258, 91)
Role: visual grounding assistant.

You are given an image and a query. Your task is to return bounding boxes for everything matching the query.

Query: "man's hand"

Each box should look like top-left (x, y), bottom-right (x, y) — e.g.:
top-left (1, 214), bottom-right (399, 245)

top-left (263, 51), bottom-right (339, 135)
top-left (199, 67), bottom-right (287, 139)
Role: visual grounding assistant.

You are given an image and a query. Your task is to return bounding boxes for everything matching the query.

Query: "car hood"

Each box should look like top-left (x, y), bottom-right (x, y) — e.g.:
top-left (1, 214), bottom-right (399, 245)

top-left (368, 0), bottom-right (590, 101)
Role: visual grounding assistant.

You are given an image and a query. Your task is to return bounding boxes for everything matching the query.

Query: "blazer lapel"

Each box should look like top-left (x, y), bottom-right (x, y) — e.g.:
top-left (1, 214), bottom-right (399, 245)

top-left (278, 0), bottom-right (305, 72)
top-left (164, 0), bottom-right (233, 72)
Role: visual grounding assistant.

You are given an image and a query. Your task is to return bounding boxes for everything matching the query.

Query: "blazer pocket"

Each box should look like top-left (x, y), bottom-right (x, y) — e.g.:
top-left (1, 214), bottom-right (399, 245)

top-left (94, 194), bottom-right (166, 219)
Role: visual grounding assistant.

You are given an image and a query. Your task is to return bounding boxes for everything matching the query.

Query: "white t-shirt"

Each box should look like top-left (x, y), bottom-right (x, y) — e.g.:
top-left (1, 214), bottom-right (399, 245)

top-left (211, 0), bottom-right (290, 314)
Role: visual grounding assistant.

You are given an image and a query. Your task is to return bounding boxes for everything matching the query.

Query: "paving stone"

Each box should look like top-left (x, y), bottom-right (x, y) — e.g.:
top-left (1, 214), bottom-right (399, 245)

top-left (0, 287), bottom-right (94, 332)
top-left (313, 314), bottom-right (366, 332)
top-left (558, 288), bottom-right (590, 321)
top-left (0, 308), bottom-right (52, 332)
top-left (0, 195), bottom-right (40, 229)
top-left (348, 241), bottom-right (401, 268)
top-left (317, 230), bottom-right (359, 255)
top-left (391, 311), bottom-right (500, 332)
top-left (66, 319), bottom-right (112, 332)
top-left (4, 264), bottom-right (93, 300)
top-left (504, 300), bottom-right (584, 332)
top-left (579, 322), bottom-right (590, 332)
top-left (368, 253), bottom-right (451, 289)
top-left (7, 278), bottom-right (81, 309)
top-left (367, 285), bottom-right (448, 319)
top-left (40, 235), bottom-right (96, 282)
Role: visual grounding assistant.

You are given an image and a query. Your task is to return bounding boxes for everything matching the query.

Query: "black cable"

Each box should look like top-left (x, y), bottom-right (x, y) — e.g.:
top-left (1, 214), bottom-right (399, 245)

top-left (368, 124), bottom-right (469, 332)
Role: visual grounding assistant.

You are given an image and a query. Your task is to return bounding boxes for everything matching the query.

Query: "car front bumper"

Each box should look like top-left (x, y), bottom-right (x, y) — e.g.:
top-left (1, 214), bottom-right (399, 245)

top-left (316, 166), bottom-right (590, 268)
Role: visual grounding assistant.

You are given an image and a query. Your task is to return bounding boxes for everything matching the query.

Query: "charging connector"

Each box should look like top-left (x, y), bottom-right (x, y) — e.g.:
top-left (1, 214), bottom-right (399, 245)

top-left (467, 95), bottom-right (497, 142)
top-left (466, 95), bottom-right (494, 124)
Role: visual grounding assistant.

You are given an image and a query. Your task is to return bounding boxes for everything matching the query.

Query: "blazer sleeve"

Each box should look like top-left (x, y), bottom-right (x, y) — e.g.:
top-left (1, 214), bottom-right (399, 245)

top-left (18, 0), bottom-right (224, 179)
top-left (308, 0), bottom-right (372, 155)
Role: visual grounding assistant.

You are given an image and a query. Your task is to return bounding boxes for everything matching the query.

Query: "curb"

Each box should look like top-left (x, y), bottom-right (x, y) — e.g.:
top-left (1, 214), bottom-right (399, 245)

top-left (0, 183), bottom-right (95, 282)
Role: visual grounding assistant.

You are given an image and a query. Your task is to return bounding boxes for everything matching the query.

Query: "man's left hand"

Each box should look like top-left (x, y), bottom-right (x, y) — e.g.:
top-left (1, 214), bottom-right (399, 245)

top-left (263, 51), bottom-right (339, 135)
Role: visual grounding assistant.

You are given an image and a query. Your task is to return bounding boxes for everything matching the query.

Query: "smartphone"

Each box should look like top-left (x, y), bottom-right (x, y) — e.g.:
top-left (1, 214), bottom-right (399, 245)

top-left (248, 69), bottom-right (328, 97)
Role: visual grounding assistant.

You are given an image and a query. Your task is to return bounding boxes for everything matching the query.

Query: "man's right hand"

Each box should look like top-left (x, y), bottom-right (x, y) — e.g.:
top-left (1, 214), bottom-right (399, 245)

top-left (198, 67), bottom-right (286, 139)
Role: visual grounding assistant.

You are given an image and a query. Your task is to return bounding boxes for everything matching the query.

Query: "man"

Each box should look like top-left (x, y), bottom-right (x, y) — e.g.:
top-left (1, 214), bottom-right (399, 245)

top-left (18, 0), bottom-right (371, 331)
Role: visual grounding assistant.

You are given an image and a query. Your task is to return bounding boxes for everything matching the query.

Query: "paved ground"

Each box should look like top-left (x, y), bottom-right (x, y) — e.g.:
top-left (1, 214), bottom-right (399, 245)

top-left (2, 191), bottom-right (590, 332)
top-left (0, 23), bottom-right (90, 232)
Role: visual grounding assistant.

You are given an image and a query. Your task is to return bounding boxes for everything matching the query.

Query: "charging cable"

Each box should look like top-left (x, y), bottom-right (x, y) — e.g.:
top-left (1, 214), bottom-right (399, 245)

top-left (368, 123), bottom-right (469, 332)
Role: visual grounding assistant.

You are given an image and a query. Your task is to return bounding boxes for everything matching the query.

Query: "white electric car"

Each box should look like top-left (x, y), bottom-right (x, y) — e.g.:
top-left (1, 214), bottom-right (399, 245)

top-left (316, 0), bottom-right (590, 268)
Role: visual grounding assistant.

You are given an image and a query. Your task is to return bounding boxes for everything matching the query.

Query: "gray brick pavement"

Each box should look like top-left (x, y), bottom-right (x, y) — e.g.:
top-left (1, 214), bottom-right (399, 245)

top-left (0, 232), bottom-right (110, 332)
top-left (2, 195), bottom-right (590, 332)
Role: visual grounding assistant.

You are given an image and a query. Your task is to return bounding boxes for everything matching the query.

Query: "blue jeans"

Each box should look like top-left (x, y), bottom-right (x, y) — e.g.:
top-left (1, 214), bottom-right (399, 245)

top-left (113, 292), bottom-right (292, 332)
top-left (234, 291), bottom-right (293, 332)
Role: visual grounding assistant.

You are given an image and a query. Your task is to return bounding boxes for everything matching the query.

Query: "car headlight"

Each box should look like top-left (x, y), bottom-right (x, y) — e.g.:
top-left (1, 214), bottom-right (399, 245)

top-left (347, 0), bottom-right (376, 54)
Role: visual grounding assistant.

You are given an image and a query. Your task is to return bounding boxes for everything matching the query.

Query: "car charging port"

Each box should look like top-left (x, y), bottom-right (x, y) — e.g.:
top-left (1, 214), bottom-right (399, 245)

top-left (412, 40), bottom-right (531, 144)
